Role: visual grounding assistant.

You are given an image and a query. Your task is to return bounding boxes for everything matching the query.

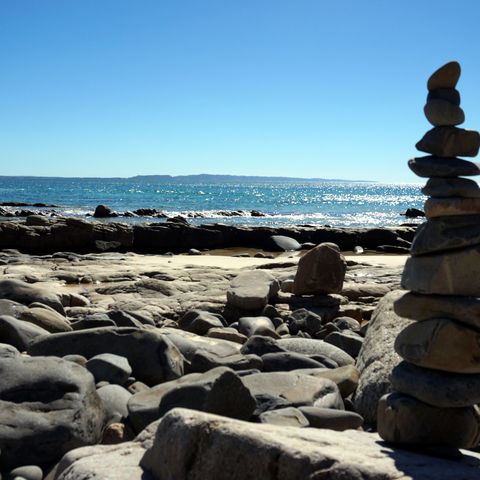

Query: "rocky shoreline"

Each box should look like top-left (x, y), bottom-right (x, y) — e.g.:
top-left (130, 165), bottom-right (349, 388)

top-left (0, 243), bottom-right (480, 478)
top-left (0, 215), bottom-right (417, 254)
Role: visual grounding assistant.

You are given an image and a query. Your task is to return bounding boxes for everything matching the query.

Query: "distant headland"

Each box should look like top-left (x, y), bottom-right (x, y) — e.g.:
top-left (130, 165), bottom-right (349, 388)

top-left (0, 174), bottom-right (373, 183)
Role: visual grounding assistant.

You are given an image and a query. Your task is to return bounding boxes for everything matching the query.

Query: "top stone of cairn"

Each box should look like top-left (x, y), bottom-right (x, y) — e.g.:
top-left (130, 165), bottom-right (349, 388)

top-left (427, 61), bottom-right (461, 91)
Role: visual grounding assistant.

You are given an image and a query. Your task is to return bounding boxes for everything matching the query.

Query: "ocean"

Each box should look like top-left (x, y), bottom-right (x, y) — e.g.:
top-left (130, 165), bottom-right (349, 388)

top-left (0, 177), bottom-right (425, 227)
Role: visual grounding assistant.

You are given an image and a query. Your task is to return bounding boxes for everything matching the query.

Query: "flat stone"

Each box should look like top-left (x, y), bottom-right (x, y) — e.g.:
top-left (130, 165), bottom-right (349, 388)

top-left (293, 243), bottom-right (346, 295)
top-left (391, 361), bottom-right (480, 408)
top-left (427, 61), bottom-right (461, 90)
top-left (27, 327), bottom-right (184, 386)
top-left (298, 406), bottom-right (363, 431)
top-left (416, 127), bottom-right (480, 157)
top-left (241, 371), bottom-right (343, 409)
top-left (424, 100), bottom-right (464, 126)
top-left (427, 87), bottom-right (461, 105)
top-left (394, 291), bottom-right (480, 329)
top-left (277, 337), bottom-right (355, 366)
top-left (395, 318), bottom-right (480, 373)
top-left (226, 271), bottom-right (279, 310)
top-left (261, 352), bottom-right (326, 371)
top-left (411, 216), bottom-right (480, 255)
top-left (424, 197), bottom-right (480, 218)
top-left (352, 291), bottom-right (413, 426)
top-left (402, 244), bottom-right (480, 295)
top-left (409, 155), bottom-right (480, 177)
top-left (293, 364), bottom-right (359, 397)
top-left (258, 407), bottom-right (309, 427)
top-left (378, 392), bottom-right (480, 449)
top-left (206, 327), bottom-right (247, 344)
top-left (0, 356), bottom-right (105, 470)
top-left (20, 307), bottom-right (72, 333)
top-left (422, 177), bottom-right (480, 198)
top-left (140, 407), bottom-right (480, 480)
top-left (189, 349), bottom-right (263, 373)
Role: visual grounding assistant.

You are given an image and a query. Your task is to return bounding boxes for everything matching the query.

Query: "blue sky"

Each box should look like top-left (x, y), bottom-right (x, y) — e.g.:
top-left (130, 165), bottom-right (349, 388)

top-left (1, 1), bottom-right (480, 181)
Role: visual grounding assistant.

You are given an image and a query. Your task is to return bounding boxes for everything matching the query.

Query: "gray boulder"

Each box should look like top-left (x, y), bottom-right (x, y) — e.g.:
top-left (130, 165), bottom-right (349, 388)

top-left (352, 290), bottom-right (413, 426)
top-left (293, 243), bottom-right (346, 295)
top-left (0, 279), bottom-right (65, 314)
top-left (267, 235), bottom-right (301, 251)
top-left (277, 337), bottom-right (355, 366)
top-left (0, 315), bottom-right (49, 351)
top-left (227, 271), bottom-right (279, 310)
top-left (238, 316), bottom-right (279, 338)
top-left (27, 327), bottom-right (184, 386)
top-left (0, 356), bottom-right (105, 470)
top-left (86, 353), bottom-right (132, 385)
top-left (128, 367), bottom-right (255, 433)
top-left (97, 384), bottom-right (132, 424)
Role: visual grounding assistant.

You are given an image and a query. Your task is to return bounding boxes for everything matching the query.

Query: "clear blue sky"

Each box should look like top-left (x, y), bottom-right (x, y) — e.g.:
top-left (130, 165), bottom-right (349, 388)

top-left (2, 0), bottom-right (480, 181)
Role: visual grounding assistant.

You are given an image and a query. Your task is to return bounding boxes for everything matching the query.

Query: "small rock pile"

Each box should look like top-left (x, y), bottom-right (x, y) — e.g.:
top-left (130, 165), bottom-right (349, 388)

top-left (377, 61), bottom-right (480, 449)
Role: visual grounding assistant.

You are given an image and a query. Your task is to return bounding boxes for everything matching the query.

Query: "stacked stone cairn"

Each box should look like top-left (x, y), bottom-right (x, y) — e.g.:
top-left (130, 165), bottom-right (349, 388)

top-left (377, 61), bottom-right (480, 449)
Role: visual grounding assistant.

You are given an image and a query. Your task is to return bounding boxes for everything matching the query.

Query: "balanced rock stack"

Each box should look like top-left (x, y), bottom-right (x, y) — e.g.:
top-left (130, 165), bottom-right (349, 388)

top-left (377, 61), bottom-right (480, 449)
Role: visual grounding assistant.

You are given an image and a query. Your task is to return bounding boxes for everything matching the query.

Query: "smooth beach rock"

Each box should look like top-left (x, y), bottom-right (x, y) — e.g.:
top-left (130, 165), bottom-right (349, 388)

top-left (206, 327), bottom-right (247, 344)
top-left (422, 177), bottom-right (480, 198)
top-left (189, 349), bottom-right (263, 372)
top-left (298, 406), bottom-right (363, 431)
top-left (140, 407), bottom-right (480, 480)
top-left (294, 364), bottom-right (360, 397)
top-left (410, 215), bottom-right (480, 255)
top-left (0, 356), bottom-right (105, 470)
top-left (0, 299), bottom-right (27, 318)
top-left (292, 243), bottom-right (346, 295)
top-left (267, 235), bottom-right (301, 251)
top-left (241, 371), bottom-right (343, 409)
top-left (9, 465), bottom-right (43, 480)
top-left (97, 384), bottom-right (132, 424)
top-left (324, 330), bottom-right (364, 358)
top-left (163, 330), bottom-right (241, 362)
top-left (128, 367), bottom-right (255, 433)
top-left (427, 61), bottom-right (461, 90)
top-left (277, 337), bottom-right (355, 366)
top-left (0, 314), bottom-right (49, 351)
top-left (258, 407), bottom-right (309, 427)
top-left (352, 291), bottom-right (413, 426)
top-left (286, 308), bottom-right (323, 335)
top-left (416, 127), bottom-right (480, 157)
top-left (402, 244), bottom-right (480, 295)
top-left (86, 353), bottom-right (132, 385)
top-left (27, 327), bottom-right (184, 386)
top-left (394, 318), bottom-right (480, 373)
top-left (377, 392), bottom-right (480, 449)
top-left (424, 100), bottom-right (464, 126)
top-left (237, 316), bottom-right (279, 339)
top-left (261, 351), bottom-right (326, 372)
top-left (408, 156), bottom-right (480, 177)
top-left (20, 307), bottom-right (72, 333)
top-left (226, 270), bottom-right (279, 310)
top-left (394, 291), bottom-right (480, 329)
top-left (391, 361), bottom-right (480, 408)
top-left (424, 197), bottom-right (480, 218)
top-left (0, 279), bottom-right (65, 314)
top-left (0, 342), bottom-right (20, 358)
top-left (178, 309), bottom-right (224, 335)
top-left (427, 87), bottom-right (461, 105)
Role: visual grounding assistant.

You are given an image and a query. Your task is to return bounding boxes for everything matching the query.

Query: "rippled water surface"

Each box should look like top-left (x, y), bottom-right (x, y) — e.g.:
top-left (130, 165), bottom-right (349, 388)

top-left (0, 177), bottom-right (425, 227)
